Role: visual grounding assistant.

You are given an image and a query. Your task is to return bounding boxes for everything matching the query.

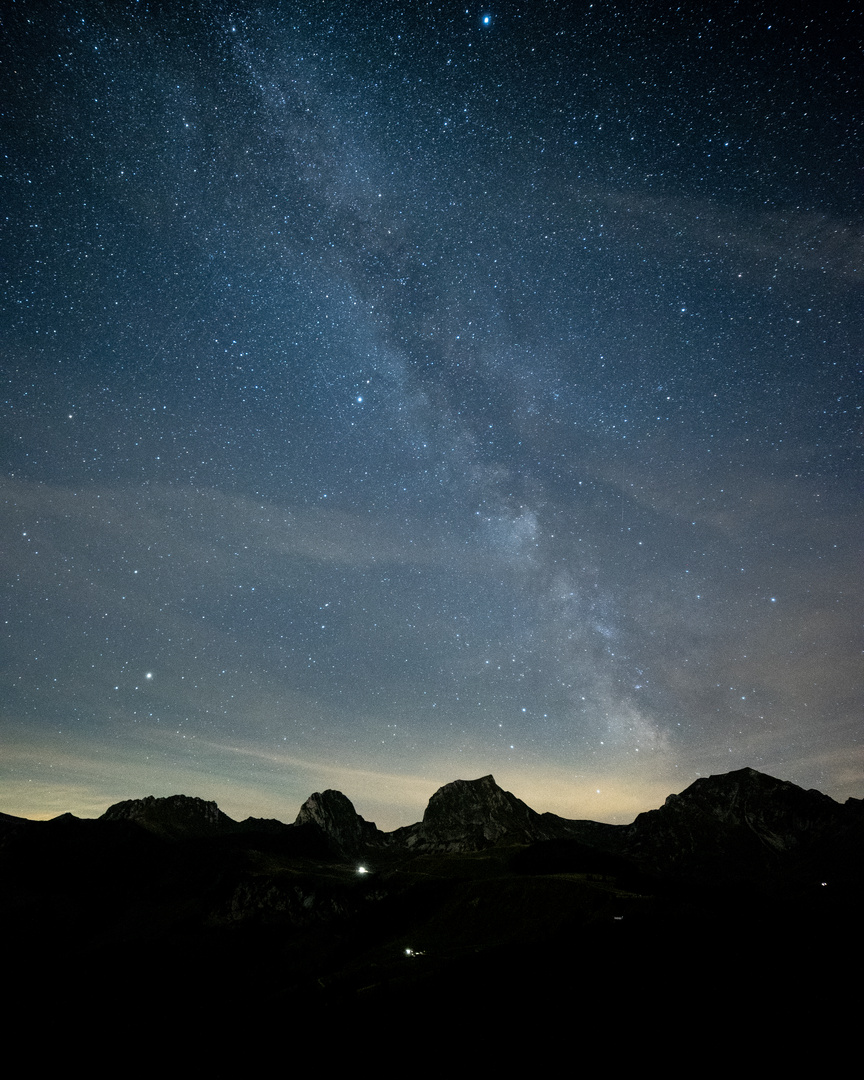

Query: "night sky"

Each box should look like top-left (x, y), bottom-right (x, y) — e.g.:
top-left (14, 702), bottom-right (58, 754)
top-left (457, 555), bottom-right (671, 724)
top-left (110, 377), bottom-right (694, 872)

top-left (3, 1), bottom-right (861, 829)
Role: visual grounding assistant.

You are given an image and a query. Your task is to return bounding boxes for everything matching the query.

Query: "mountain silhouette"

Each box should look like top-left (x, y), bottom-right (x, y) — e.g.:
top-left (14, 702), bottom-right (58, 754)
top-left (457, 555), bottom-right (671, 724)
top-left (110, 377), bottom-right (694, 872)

top-left (3, 767), bottom-right (861, 1039)
top-left (67, 767), bottom-right (862, 880)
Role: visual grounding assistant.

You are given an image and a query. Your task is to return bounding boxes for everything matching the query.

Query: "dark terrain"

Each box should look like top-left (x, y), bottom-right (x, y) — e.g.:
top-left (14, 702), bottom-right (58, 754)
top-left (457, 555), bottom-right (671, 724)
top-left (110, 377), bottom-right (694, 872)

top-left (3, 768), bottom-right (861, 1040)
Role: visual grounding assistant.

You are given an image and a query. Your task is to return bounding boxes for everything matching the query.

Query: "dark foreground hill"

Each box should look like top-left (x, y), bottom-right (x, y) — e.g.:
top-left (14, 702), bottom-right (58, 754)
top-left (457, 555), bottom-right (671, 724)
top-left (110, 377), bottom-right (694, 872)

top-left (2, 768), bottom-right (861, 1045)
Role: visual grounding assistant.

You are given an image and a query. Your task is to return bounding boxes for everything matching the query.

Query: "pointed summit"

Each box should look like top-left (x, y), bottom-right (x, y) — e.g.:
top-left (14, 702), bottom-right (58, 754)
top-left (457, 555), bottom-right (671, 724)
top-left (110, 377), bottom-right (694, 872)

top-left (641, 767), bottom-right (841, 843)
top-left (294, 789), bottom-right (383, 858)
top-left (622, 767), bottom-right (845, 879)
top-left (407, 775), bottom-right (554, 853)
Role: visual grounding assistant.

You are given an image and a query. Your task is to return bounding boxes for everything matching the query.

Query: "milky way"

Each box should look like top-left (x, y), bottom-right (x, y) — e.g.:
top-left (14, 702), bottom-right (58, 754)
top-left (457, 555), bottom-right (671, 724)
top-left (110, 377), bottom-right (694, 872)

top-left (3, 2), bottom-right (861, 827)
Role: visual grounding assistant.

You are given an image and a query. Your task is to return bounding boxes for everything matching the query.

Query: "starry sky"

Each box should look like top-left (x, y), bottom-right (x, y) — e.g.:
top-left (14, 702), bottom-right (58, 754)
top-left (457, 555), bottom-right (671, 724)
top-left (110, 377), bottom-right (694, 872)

top-left (3, 1), bottom-right (861, 828)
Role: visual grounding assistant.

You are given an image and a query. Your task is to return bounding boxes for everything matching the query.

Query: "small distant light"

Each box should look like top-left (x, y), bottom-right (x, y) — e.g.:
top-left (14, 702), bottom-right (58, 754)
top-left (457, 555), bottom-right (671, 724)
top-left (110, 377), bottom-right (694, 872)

top-left (405, 947), bottom-right (414, 956)
top-left (357, 865), bottom-right (368, 874)
top-left (145, 672), bottom-right (153, 680)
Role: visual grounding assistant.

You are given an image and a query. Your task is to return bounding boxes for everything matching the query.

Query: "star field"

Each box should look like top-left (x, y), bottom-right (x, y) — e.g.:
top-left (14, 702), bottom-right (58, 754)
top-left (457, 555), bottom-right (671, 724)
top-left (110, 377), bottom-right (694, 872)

top-left (2, 1), bottom-right (861, 827)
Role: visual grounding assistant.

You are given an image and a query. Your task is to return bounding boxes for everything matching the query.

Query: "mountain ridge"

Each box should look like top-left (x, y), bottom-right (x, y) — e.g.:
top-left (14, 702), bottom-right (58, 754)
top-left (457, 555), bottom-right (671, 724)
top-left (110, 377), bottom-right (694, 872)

top-left (6, 767), bottom-right (856, 884)
top-left (3, 765), bottom-right (861, 1031)
top-left (23, 766), bottom-right (850, 882)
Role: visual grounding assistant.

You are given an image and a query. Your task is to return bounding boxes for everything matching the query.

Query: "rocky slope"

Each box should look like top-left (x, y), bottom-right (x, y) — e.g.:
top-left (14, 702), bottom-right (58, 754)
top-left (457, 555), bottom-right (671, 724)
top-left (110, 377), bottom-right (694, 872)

top-left (294, 788), bottom-right (385, 857)
top-left (388, 774), bottom-right (575, 852)
top-left (100, 793), bottom-right (236, 838)
top-left (619, 767), bottom-right (846, 873)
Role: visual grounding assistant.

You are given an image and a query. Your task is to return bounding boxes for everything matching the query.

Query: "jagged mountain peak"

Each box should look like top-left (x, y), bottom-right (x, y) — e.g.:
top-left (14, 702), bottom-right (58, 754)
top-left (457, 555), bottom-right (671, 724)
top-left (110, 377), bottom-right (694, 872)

top-left (654, 766), bottom-right (840, 827)
top-left (101, 794), bottom-right (235, 838)
top-left (622, 766), bottom-right (846, 877)
top-left (423, 774), bottom-right (507, 811)
top-left (407, 774), bottom-right (555, 852)
top-left (294, 789), bottom-right (382, 858)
